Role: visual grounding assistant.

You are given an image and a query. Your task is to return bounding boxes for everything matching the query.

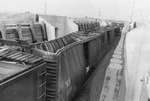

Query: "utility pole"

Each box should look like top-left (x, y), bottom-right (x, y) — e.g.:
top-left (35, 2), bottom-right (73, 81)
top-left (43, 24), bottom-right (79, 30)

top-left (44, 0), bottom-right (47, 15)
top-left (98, 9), bottom-right (102, 27)
top-left (130, 0), bottom-right (135, 21)
top-left (99, 9), bottom-right (101, 19)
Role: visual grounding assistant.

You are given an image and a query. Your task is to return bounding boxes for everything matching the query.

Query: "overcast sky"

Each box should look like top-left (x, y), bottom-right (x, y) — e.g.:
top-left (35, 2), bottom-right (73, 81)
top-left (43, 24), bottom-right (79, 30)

top-left (0, 0), bottom-right (150, 21)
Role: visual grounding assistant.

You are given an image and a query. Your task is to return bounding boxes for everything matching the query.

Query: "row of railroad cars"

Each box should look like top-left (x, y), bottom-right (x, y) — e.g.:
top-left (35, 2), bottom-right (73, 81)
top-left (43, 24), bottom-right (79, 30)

top-left (0, 21), bottom-right (100, 43)
top-left (0, 19), bottom-right (122, 44)
top-left (0, 23), bottom-right (123, 101)
top-left (0, 22), bottom-right (97, 43)
top-left (0, 21), bottom-right (124, 101)
top-left (31, 25), bottom-right (122, 101)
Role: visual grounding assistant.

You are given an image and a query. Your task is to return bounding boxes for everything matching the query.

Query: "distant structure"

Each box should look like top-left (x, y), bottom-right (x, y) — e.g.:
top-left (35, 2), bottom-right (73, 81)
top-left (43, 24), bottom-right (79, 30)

top-left (39, 15), bottom-right (78, 40)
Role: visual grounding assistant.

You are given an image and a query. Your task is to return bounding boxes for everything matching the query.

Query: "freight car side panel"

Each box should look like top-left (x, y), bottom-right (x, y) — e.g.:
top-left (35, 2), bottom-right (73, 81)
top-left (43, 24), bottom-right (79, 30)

top-left (57, 43), bottom-right (86, 101)
top-left (0, 72), bottom-right (36, 101)
top-left (88, 38), bottom-right (100, 68)
top-left (0, 62), bottom-right (46, 101)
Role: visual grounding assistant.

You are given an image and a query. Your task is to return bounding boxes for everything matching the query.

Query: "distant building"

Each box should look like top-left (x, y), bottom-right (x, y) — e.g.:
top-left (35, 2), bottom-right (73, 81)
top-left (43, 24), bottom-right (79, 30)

top-left (39, 15), bottom-right (78, 40)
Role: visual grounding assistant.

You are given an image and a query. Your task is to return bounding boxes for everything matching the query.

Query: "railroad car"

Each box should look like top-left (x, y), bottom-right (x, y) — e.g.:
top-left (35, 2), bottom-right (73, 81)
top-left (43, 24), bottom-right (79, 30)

top-left (30, 39), bottom-right (87, 101)
top-left (0, 49), bottom-right (46, 101)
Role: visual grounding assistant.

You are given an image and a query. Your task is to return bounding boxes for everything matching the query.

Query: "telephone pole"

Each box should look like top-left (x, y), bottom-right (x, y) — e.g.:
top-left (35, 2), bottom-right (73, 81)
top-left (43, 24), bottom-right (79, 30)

top-left (44, 0), bottom-right (47, 15)
top-left (99, 9), bottom-right (102, 19)
top-left (130, 0), bottom-right (135, 21)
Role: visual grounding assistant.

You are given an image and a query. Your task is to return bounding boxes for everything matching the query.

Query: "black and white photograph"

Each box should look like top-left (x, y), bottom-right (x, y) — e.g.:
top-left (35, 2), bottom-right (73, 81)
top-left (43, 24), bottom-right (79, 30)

top-left (0, 0), bottom-right (149, 101)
